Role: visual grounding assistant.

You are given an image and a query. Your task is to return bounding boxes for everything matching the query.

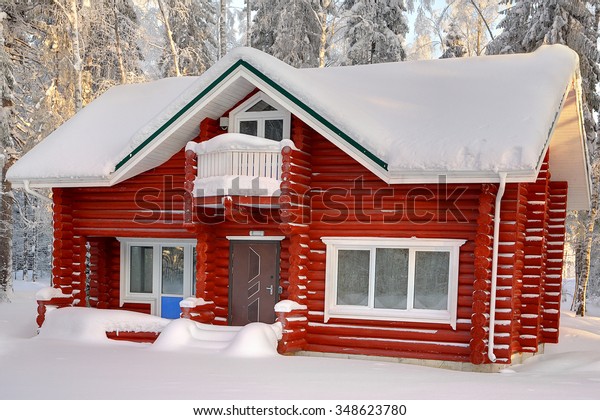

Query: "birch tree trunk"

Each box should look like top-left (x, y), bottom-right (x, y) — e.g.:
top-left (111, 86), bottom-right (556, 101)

top-left (112, 0), bottom-right (127, 84)
top-left (219, 0), bottom-right (227, 59)
top-left (0, 7), bottom-right (13, 302)
top-left (67, 0), bottom-right (83, 111)
top-left (246, 0), bottom-right (251, 47)
top-left (572, 162), bottom-right (600, 316)
top-left (318, 7), bottom-right (327, 67)
top-left (157, 0), bottom-right (181, 76)
top-left (0, 156), bottom-right (14, 303)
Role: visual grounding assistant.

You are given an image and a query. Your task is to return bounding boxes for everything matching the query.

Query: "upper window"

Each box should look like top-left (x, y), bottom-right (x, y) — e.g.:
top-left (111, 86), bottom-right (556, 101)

top-left (322, 237), bottom-right (466, 329)
top-left (229, 92), bottom-right (291, 141)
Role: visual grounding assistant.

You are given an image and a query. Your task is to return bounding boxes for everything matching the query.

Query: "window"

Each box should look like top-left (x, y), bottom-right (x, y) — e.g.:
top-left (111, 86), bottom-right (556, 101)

top-left (119, 239), bottom-right (196, 318)
top-left (322, 237), bottom-right (466, 329)
top-left (229, 92), bottom-right (290, 141)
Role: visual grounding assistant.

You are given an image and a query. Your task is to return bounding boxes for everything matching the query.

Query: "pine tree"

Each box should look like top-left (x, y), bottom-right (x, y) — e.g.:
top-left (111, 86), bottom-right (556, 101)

top-left (252, 0), bottom-right (330, 68)
top-left (488, 1), bottom-right (600, 126)
top-left (342, 0), bottom-right (409, 65)
top-left (440, 21), bottom-right (466, 58)
top-left (82, 0), bottom-right (145, 91)
top-left (488, 0), bottom-right (600, 316)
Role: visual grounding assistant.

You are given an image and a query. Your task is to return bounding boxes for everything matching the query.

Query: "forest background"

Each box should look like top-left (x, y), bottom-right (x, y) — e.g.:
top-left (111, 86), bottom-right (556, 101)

top-left (1, 0), bottom-right (599, 315)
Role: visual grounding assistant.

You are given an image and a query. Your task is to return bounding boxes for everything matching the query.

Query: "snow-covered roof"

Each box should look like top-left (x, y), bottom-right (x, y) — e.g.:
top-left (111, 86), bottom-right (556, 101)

top-left (6, 45), bottom-right (590, 209)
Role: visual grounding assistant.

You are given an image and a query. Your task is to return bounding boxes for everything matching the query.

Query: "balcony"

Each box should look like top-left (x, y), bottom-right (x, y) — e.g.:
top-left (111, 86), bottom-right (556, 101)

top-left (185, 133), bottom-right (292, 207)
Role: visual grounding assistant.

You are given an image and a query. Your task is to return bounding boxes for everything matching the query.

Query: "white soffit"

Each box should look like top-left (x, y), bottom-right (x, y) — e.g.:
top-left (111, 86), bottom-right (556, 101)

top-left (548, 85), bottom-right (591, 211)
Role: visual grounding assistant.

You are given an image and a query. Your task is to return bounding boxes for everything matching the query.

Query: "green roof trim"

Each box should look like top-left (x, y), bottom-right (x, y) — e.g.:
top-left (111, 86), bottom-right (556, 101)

top-left (238, 61), bottom-right (388, 170)
top-left (114, 59), bottom-right (388, 172)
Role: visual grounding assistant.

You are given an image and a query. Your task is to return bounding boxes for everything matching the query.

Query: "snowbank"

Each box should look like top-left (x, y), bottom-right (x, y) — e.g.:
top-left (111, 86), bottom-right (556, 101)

top-left (36, 306), bottom-right (282, 357)
top-left (37, 307), bottom-right (170, 344)
top-left (2, 280), bottom-right (600, 401)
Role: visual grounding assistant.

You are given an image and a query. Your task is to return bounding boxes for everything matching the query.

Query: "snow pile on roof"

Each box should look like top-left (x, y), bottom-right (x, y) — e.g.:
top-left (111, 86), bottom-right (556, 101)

top-left (7, 77), bottom-right (198, 181)
top-left (297, 46), bottom-right (578, 173)
top-left (7, 44), bottom-right (579, 185)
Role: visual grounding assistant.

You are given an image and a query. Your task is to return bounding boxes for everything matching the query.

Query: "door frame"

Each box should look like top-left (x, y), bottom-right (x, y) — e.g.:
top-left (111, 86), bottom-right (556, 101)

top-left (226, 236), bottom-right (284, 325)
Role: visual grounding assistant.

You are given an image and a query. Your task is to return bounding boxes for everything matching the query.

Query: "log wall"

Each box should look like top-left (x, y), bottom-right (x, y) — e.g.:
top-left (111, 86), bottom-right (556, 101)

top-left (52, 147), bottom-right (196, 314)
top-left (303, 131), bottom-right (482, 363)
top-left (542, 181), bottom-right (568, 343)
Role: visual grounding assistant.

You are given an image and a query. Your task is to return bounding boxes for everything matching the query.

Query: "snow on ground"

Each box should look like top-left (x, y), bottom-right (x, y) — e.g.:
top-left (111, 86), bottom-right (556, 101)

top-left (1, 280), bottom-right (600, 416)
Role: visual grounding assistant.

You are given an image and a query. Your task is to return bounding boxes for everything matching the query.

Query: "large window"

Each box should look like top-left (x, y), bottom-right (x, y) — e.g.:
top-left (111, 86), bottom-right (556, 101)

top-left (119, 239), bottom-right (196, 318)
top-left (229, 92), bottom-right (290, 141)
top-left (323, 237), bottom-right (465, 329)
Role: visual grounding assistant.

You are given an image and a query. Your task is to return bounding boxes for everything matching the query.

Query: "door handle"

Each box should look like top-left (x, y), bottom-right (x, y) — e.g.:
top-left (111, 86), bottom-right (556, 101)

top-left (266, 285), bottom-right (274, 295)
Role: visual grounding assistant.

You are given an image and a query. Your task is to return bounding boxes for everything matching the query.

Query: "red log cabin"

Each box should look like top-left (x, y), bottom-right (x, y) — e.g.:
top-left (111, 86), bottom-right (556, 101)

top-left (7, 45), bottom-right (591, 369)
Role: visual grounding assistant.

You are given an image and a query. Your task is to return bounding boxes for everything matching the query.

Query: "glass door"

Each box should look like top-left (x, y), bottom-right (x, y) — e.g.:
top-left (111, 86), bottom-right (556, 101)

top-left (160, 246), bottom-right (185, 319)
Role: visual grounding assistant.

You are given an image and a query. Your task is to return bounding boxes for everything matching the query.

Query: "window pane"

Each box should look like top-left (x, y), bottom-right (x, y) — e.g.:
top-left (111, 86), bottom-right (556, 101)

top-left (246, 100), bottom-right (276, 112)
top-left (375, 248), bottom-right (409, 309)
top-left (336, 250), bottom-right (370, 306)
top-left (414, 251), bottom-right (450, 310)
top-left (264, 119), bottom-right (284, 141)
top-left (130, 246), bottom-right (153, 293)
top-left (239, 120), bottom-right (258, 136)
top-left (162, 246), bottom-right (184, 295)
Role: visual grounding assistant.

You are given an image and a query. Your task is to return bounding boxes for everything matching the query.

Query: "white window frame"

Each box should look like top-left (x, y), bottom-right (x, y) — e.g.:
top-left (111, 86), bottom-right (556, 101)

top-left (118, 238), bottom-right (197, 316)
top-left (229, 91), bottom-right (291, 140)
top-left (322, 237), bottom-right (466, 329)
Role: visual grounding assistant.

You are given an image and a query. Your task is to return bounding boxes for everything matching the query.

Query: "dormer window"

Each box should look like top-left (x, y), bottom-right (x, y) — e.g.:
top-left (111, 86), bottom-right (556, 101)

top-left (229, 92), bottom-right (291, 141)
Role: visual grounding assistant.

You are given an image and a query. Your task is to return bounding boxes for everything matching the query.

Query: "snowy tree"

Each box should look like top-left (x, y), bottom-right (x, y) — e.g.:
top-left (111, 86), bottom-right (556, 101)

top-left (218, 0), bottom-right (226, 59)
top-left (440, 21), bottom-right (466, 58)
top-left (252, 0), bottom-right (329, 68)
top-left (226, 2), bottom-right (246, 51)
top-left (342, 0), bottom-right (409, 65)
top-left (407, 0), bottom-right (497, 59)
top-left (488, 1), bottom-right (600, 128)
top-left (81, 1), bottom-right (145, 90)
top-left (156, 0), bottom-right (217, 77)
top-left (0, 6), bottom-right (15, 302)
top-left (488, 0), bottom-right (600, 316)
top-left (407, 3), bottom-right (445, 60)
top-left (446, 0), bottom-right (498, 56)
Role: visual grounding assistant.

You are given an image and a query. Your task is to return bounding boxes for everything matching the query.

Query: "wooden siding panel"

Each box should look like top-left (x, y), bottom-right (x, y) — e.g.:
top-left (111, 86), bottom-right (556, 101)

top-left (305, 126), bottom-right (480, 364)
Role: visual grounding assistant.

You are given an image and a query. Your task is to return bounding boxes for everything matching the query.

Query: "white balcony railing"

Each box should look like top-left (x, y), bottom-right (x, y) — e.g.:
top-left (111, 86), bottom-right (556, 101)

top-left (197, 150), bottom-right (282, 180)
top-left (187, 134), bottom-right (287, 198)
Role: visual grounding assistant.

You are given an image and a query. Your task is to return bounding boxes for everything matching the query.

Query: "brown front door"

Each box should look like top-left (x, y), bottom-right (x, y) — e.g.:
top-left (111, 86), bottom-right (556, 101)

top-left (229, 241), bottom-right (280, 326)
